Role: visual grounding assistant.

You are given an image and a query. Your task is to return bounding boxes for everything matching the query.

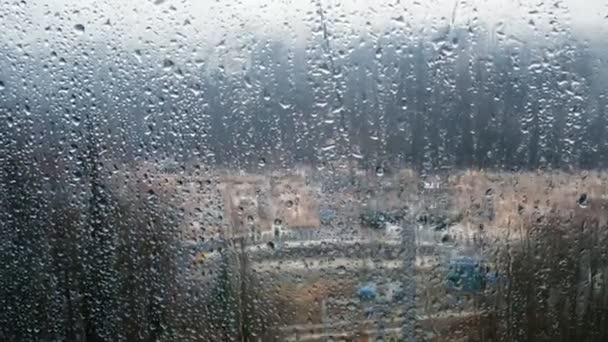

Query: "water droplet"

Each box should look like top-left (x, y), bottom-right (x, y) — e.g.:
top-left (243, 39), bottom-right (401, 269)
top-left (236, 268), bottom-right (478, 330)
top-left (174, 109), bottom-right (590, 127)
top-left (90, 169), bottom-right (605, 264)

top-left (162, 58), bottom-right (175, 71)
top-left (375, 47), bottom-right (383, 59)
top-left (393, 15), bottom-right (405, 23)
top-left (376, 166), bottom-right (384, 177)
top-left (577, 193), bottom-right (588, 208)
top-left (134, 49), bottom-right (143, 62)
top-left (74, 24), bottom-right (85, 33)
top-left (244, 75), bottom-right (253, 88)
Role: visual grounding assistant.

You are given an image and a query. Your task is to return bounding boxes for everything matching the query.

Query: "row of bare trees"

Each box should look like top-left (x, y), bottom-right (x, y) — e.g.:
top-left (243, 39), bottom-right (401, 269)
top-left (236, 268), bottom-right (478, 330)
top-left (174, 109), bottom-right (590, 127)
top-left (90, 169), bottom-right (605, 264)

top-left (468, 213), bottom-right (608, 342)
top-left (0, 111), bottom-right (278, 341)
top-left (0, 113), bottom-right (184, 341)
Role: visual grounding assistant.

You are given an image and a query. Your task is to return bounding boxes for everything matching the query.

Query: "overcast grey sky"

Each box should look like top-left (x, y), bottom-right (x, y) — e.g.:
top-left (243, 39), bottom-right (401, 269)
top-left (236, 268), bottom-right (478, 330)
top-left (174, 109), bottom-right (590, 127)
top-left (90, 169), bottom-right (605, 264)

top-left (2, 0), bottom-right (606, 70)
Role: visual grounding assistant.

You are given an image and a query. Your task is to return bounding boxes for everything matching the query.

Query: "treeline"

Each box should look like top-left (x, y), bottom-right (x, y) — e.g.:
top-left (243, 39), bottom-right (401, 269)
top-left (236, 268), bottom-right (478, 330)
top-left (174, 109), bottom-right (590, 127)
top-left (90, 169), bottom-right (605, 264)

top-left (1, 23), bottom-right (607, 171)
top-left (0, 114), bottom-right (276, 341)
top-left (473, 213), bottom-right (608, 342)
top-left (0, 113), bottom-right (180, 341)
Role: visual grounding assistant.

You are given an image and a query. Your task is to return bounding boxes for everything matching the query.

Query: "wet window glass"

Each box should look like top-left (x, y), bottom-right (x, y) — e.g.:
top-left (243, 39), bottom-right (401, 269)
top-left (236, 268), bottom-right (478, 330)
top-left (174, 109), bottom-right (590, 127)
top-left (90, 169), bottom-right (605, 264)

top-left (0, 0), bottom-right (607, 341)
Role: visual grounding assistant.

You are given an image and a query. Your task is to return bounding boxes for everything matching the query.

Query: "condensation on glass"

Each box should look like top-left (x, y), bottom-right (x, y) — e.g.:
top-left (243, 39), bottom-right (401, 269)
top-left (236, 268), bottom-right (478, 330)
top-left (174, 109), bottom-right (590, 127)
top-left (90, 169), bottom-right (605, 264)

top-left (0, 0), bottom-right (606, 341)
